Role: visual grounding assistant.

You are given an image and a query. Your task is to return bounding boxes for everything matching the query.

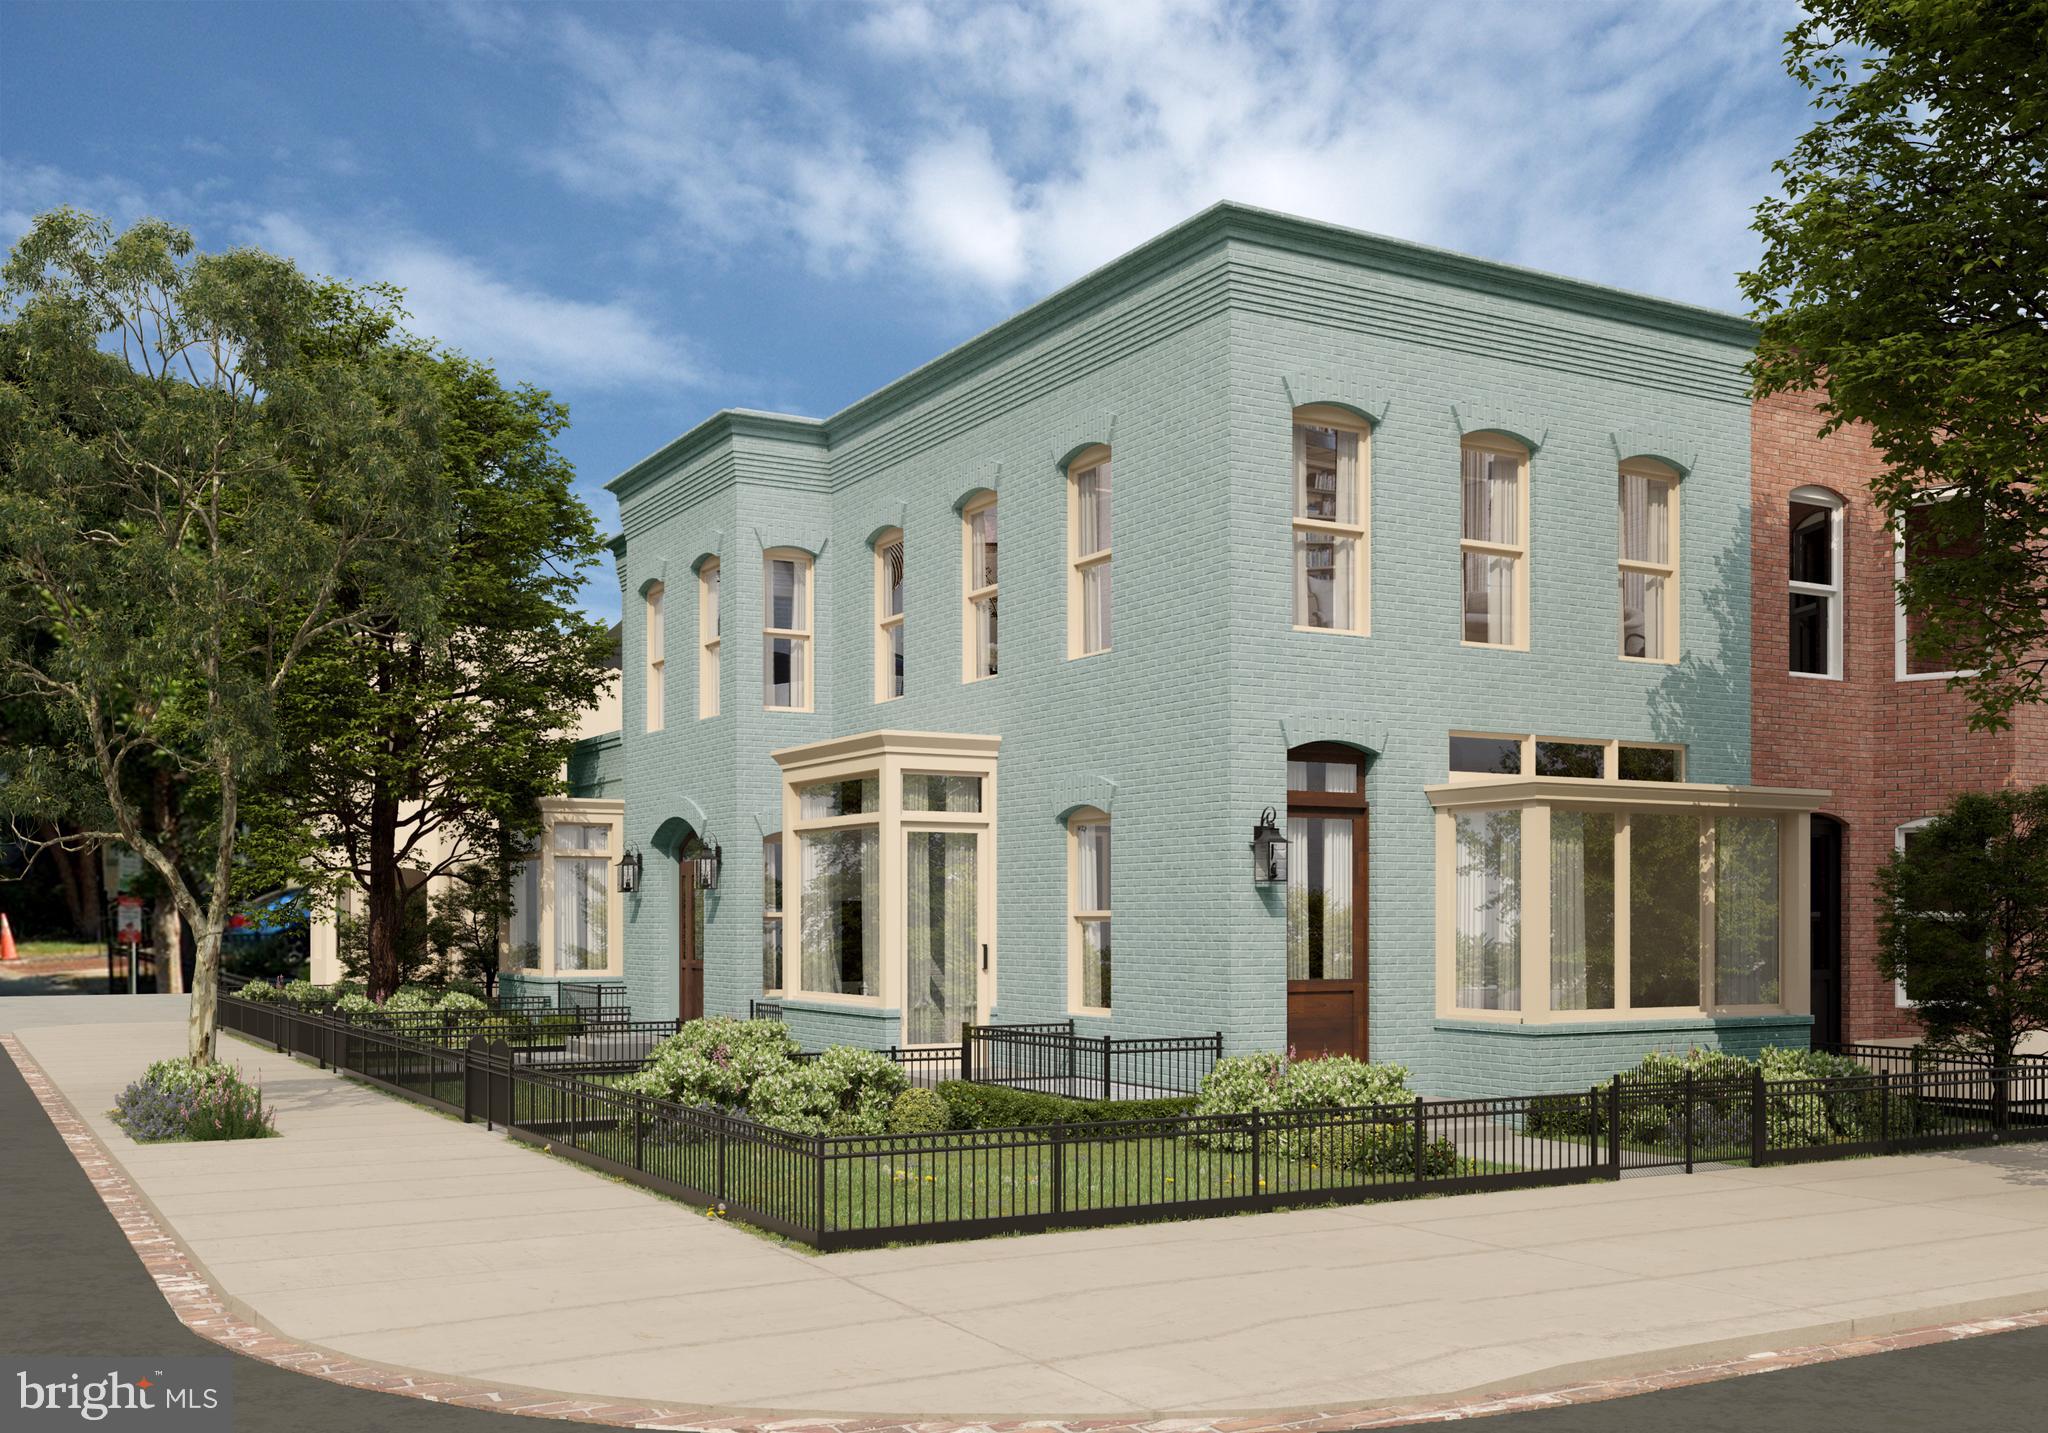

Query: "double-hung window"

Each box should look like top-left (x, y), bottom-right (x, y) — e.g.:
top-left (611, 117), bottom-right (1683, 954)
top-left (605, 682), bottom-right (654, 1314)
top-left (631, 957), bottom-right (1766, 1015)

top-left (1788, 489), bottom-right (1843, 677)
top-left (643, 583), bottom-right (666, 731)
top-left (1069, 812), bottom-right (1111, 1012)
top-left (763, 552), bottom-right (811, 710)
top-left (551, 823), bottom-right (611, 973)
top-left (1292, 409), bottom-right (1368, 632)
top-left (963, 498), bottom-right (998, 681)
top-left (1896, 495), bottom-right (1981, 680)
top-left (1460, 436), bottom-right (1528, 647)
top-left (1618, 461), bottom-right (1678, 661)
top-left (1068, 447), bottom-right (1112, 657)
top-left (698, 561), bottom-right (720, 718)
top-left (876, 530), bottom-right (904, 701)
top-left (762, 835), bottom-right (783, 992)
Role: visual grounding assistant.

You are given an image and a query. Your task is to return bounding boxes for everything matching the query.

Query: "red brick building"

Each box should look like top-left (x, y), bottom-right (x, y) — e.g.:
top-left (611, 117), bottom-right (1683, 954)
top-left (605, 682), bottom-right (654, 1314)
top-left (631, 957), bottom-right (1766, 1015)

top-left (1750, 389), bottom-right (2048, 1044)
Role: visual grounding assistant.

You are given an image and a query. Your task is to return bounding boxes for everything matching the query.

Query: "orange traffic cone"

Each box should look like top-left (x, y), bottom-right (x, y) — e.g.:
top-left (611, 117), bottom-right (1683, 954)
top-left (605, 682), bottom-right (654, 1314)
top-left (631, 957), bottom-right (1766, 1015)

top-left (0, 913), bottom-right (18, 962)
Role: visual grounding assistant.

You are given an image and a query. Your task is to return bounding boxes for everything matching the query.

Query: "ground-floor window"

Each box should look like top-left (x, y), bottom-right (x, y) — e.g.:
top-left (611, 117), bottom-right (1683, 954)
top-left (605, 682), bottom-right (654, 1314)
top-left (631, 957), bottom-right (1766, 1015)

top-left (1069, 811), bottom-right (1112, 1013)
top-left (500, 798), bottom-right (624, 978)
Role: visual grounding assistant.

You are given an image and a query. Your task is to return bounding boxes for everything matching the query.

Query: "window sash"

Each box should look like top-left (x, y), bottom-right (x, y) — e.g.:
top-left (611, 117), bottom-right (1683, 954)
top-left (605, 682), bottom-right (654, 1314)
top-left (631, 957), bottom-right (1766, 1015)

top-left (699, 564), bottom-right (721, 719)
top-left (965, 501), bottom-right (998, 680)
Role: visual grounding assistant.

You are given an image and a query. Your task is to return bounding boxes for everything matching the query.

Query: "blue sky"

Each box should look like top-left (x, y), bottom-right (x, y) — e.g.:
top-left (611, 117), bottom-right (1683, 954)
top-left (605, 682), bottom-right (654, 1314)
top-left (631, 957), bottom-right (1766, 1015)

top-left (3, 0), bottom-right (1812, 623)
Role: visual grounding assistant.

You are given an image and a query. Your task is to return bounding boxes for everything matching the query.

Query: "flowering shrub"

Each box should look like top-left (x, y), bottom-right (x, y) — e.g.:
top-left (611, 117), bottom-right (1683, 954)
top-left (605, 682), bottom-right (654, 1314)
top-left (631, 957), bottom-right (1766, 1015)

top-left (619, 1017), bottom-right (800, 1111)
top-left (279, 979), bottom-right (327, 1009)
top-left (331, 992), bottom-right (378, 1017)
top-left (235, 981), bottom-right (280, 1002)
top-left (381, 988), bottom-right (437, 1014)
top-left (435, 990), bottom-right (488, 1014)
top-left (1193, 1051), bottom-right (1416, 1158)
top-left (112, 1059), bottom-right (275, 1143)
top-left (747, 1047), bottom-right (907, 1136)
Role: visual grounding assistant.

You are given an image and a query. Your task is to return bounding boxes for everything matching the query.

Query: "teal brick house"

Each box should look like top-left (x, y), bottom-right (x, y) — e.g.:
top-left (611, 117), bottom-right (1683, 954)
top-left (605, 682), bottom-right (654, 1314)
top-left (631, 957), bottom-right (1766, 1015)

top-left (540, 203), bottom-right (1822, 1098)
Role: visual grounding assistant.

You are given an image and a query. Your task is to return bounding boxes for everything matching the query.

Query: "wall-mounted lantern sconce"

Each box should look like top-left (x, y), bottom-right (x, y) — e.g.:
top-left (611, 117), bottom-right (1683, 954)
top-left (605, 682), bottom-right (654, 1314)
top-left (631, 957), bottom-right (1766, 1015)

top-left (695, 843), bottom-right (724, 891)
top-left (618, 848), bottom-right (643, 893)
top-left (1251, 808), bottom-right (1289, 884)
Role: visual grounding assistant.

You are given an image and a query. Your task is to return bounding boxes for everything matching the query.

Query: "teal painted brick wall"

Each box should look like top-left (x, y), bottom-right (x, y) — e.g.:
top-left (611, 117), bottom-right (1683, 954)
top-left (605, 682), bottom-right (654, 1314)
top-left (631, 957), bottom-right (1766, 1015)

top-left (600, 206), bottom-right (1771, 1096)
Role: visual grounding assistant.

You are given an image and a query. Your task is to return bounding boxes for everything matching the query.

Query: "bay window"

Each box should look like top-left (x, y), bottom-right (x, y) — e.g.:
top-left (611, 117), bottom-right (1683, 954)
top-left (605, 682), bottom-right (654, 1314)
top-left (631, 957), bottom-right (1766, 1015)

top-left (763, 551), bottom-right (811, 710)
top-left (1292, 409), bottom-right (1369, 632)
top-left (1619, 460), bottom-right (1678, 661)
top-left (1432, 779), bottom-right (1812, 1022)
top-left (1788, 488), bottom-right (1842, 677)
top-left (1460, 436), bottom-right (1528, 648)
top-left (1068, 447), bottom-right (1112, 658)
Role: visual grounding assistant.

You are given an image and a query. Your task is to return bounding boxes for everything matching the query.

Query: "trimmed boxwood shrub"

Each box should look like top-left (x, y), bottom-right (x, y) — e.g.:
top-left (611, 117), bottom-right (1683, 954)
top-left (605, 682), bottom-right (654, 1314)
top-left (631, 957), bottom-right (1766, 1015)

top-left (935, 1080), bottom-right (1197, 1132)
top-left (111, 1059), bottom-right (276, 1143)
top-left (887, 1087), bottom-right (950, 1134)
top-left (435, 990), bottom-right (488, 1014)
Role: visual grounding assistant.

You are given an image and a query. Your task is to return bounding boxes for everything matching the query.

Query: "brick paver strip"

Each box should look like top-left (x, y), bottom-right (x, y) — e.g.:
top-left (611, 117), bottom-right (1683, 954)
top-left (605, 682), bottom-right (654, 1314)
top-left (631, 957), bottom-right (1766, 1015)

top-left (7, 1032), bottom-right (2044, 1432)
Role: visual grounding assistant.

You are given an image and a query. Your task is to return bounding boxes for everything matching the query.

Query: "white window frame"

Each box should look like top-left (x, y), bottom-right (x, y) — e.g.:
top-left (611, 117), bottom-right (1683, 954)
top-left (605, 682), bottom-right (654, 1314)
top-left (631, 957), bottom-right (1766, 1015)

top-left (643, 582), bottom-right (666, 732)
top-left (1788, 486), bottom-right (1844, 680)
top-left (962, 496), bottom-right (998, 683)
top-left (762, 550), bottom-right (813, 712)
top-left (698, 560), bottom-right (720, 719)
top-left (1066, 445), bottom-right (1112, 659)
top-left (1460, 434), bottom-right (1531, 650)
top-left (875, 528), bottom-right (905, 703)
top-left (1893, 818), bottom-right (1933, 1007)
top-left (500, 798), bottom-right (625, 979)
top-left (1291, 406), bottom-right (1371, 635)
top-left (1617, 459), bottom-right (1680, 664)
top-left (1447, 731), bottom-right (1687, 784)
top-left (1067, 807), bottom-right (1112, 1015)
top-left (1894, 491), bottom-right (1978, 682)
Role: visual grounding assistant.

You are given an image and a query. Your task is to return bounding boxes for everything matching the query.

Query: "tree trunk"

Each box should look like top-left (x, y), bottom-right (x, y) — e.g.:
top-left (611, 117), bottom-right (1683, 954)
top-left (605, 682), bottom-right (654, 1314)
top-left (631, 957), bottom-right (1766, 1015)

top-left (188, 920), bottom-right (220, 1063)
top-left (366, 786), bottom-right (403, 1002)
top-left (156, 899), bottom-right (185, 996)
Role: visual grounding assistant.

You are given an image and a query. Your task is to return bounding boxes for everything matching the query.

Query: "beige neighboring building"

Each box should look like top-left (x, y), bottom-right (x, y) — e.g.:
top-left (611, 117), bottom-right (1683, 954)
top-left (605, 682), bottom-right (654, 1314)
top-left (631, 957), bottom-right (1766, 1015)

top-left (307, 651), bottom-right (622, 986)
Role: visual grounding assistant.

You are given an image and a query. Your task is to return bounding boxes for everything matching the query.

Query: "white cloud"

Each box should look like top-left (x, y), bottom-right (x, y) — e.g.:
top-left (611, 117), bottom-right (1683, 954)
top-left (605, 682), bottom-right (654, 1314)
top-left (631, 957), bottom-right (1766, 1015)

top-left (526, 0), bottom-right (1804, 311)
top-left (240, 213), bottom-right (704, 392)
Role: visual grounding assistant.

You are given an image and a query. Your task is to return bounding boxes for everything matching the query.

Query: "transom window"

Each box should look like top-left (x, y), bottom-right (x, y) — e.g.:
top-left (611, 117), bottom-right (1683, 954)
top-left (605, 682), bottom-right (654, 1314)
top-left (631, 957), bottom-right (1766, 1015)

top-left (1069, 810), bottom-right (1112, 1012)
top-left (643, 583), bottom-right (665, 732)
top-left (875, 529), bottom-right (904, 702)
top-left (1449, 732), bottom-right (1685, 783)
top-left (1292, 408), bottom-right (1369, 633)
top-left (1619, 460), bottom-right (1679, 661)
top-left (1789, 488), bottom-right (1843, 678)
top-left (763, 551), bottom-right (812, 711)
top-left (1068, 447), bottom-right (1112, 658)
top-left (1460, 435), bottom-right (1529, 648)
top-left (697, 561), bottom-right (721, 719)
top-left (963, 497), bottom-right (998, 681)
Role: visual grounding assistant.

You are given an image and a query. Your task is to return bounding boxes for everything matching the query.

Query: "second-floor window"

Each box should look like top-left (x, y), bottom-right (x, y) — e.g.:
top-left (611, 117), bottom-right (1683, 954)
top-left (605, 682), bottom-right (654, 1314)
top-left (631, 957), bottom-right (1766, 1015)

top-left (763, 551), bottom-right (811, 710)
top-left (1292, 410), bottom-right (1368, 632)
top-left (1619, 460), bottom-right (1678, 661)
top-left (1461, 436), bottom-right (1528, 648)
top-left (698, 561), bottom-right (720, 718)
top-left (876, 529), bottom-right (904, 701)
top-left (964, 497), bottom-right (998, 680)
top-left (1789, 488), bottom-right (1843, 677)
top-left (1068, 447), bottom-right (1112, 657)
top-left (644, 582), bottom-right (665, 732)
top-left (1896, 494), bottom-right (1980, 680)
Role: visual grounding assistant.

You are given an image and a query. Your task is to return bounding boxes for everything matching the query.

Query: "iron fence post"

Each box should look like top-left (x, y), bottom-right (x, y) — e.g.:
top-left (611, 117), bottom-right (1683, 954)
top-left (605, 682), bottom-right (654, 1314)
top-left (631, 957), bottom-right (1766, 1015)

top-left (1412, 1096), bottom-right (1426, 1183)
top-left (814, 1133), bottom-right (827, 1241)
top-left (1606, 1079), bottom-right (1621, 1176)
top-left (960, 1028), bottom-right (972, 1084)
top-left (460, 1039), bottom-right (471, 1124)
top-left (1881, 1073), bottom-right (1893, 1150)
top-left (1051, 1122), bottom-right (1066, 1215)
top-left (1249, 1109), bottom-right (1262, 1199)
top-left (1911, 1045), bottom-right (1924, 1137)
top-left (1750, 1066), bottom-right (1766, 1167)
top-left (1101, 1038), bottom-right (1112, 1103)
top-left (635, 1097), bottom-right (645, 1171)
top-left (717, 1113), bottom-right (729, 1201)
top-left (1587, 1086), bottom-right (1600, 1173)
top-left (1683, 1068), bottom-right (1695, 1174)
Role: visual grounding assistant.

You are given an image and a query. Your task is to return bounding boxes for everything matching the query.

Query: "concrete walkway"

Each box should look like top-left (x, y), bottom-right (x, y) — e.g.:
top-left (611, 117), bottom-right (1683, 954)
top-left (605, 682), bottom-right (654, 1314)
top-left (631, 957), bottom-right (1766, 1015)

top-left (11, 1002), bottom-right (2048, 1420)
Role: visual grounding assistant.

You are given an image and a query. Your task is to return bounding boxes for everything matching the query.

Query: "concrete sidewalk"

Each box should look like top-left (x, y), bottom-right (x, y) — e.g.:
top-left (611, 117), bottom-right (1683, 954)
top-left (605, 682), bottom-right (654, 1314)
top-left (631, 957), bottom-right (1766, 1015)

top-left (10, 1004), bottom-right (2048, 1420)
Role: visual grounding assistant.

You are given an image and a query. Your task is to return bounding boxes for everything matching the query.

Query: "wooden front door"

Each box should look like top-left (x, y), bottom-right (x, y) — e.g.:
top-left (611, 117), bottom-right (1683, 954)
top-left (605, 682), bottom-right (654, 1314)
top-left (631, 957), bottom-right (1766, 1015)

top-left (677, 851), bottom-right (704, 1022)
top-left (1285, 744), bottom-right (1369, 1060)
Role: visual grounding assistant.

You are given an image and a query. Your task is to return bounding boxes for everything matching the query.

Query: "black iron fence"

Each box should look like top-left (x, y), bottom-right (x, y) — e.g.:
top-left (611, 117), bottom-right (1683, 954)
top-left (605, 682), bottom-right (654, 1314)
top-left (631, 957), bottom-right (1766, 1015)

top-left (557, 981), bottom-right (631, 1020)
top-left (963, 1021), bottom-right (1224, 1100)
top-left (219, 991), bottom-right (2048, 1252)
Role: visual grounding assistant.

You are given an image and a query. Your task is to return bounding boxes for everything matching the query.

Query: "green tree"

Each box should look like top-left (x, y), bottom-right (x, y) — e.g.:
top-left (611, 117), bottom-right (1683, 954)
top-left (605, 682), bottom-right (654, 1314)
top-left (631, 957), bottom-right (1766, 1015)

top-left (1743, 0), bottom-right (2048, 729)
top-left (0, 210), bottom-right (442, 1061)
top-left (425, 860), bottom-right (519, 998)
top-left (1876, 787), bottom-right (2048, 1068)
top-left (244, 351), bottom-right (613, 1001)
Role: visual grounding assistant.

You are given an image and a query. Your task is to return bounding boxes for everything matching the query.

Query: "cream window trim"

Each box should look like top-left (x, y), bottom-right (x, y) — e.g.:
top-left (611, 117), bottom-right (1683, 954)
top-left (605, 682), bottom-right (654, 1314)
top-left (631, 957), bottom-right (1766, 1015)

top-left (875, 529), bottom-right (905, 704)
top-left (762, 549), bottom-right (814, 712)
top-left (1428, 779), bottom-right (1820, 1023)
top-left (1291, 405), bottom-right (1371, 636)
top-left (1617, 459), bottom-right (1680, 664)
top-left (501, 797), bottom-right (626, 979)
top-left (1066, 806), bottom-right (1112, 1016)
top-left (962, 496), bottom-right (998, 683)
top-left (1788, 487), bottom-right (1844, 681)
top-left (644, 583), bottom-right (666, 732)
top-left (1066, 444), bottom-right (1112, 660)
top-left (1459, 434), bottom-right (1531, 651)
top-left (773, 730), bottom-right (999, 1036)
top-left (698, 561), bottom-right (721, 719)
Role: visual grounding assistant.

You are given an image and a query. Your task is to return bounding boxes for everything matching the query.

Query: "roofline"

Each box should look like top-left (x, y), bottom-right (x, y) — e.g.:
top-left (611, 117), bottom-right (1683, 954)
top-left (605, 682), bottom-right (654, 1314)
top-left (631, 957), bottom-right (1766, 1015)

top-left (611, 202), bottom-right (1758, 500)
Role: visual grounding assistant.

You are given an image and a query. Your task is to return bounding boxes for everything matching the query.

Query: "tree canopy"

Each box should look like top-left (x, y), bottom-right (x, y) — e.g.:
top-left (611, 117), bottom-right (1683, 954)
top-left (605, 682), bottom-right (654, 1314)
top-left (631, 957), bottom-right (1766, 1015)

top-left (1743, 0), bottom-right (2048, 729)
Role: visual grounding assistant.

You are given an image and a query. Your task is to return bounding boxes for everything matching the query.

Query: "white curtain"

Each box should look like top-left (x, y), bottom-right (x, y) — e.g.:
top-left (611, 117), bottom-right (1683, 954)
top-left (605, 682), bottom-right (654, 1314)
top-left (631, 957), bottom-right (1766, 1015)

top-left (1455, 810), bottom-right (1521, 1010)
top-left (1621, 475), bottom-right (1669, 660)
top-left (974, 594), bottom-right (998, 676)
top-left (1076, 822), bottom-right (1111, 1008)
top-left (1082, 563), bottom-right (1112, 652)
top-left (800, 828), bottom-right (879, 995)
top-left (553, 856), bottom-right (606, 971)
top-left (1076, 463), bottom-right (1111, 554)
top-left (1551, 814), bottom-right (1588, 1009)
top-left (906, 831), bottom-right (977, 1044)
top-left (1463, 449), bottom-right (1519, 544)
top-left (1715, 816), bottom-right (1782, 1005)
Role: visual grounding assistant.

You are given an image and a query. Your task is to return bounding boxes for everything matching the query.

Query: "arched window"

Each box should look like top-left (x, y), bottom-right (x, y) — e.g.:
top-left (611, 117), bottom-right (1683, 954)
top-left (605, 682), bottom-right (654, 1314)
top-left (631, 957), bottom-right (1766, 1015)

top-left (1789, 487), bottom-right (1843, 677)
top-left (1067, 446), bottom-right (1112, 658)
top-left (875, 529), bottom-right (904, 701)
top-left (1619, 458), bottom-right (1680, 661)
top-left (643, 582), bottom-right (665, 732)
top-left (1460, 434), bottom-right (1528, 648)
top-left (697, 560), bottom-right (720, 718)
top-left (1291, 407), bottom-right (1369, 633)
top-left (1068, 808), bottom-right (1111, 1012)
top-left (962, 497), bottom-right (998, 681)
top-left (762, 550), bottom-right (811, 711)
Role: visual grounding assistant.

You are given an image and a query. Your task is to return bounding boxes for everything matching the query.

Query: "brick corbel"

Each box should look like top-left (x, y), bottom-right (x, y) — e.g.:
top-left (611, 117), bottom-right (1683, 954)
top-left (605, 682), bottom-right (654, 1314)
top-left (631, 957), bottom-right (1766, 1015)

top-left (1280, 374), bottom-right (1391, 427)
top-left (1451, 405), bottom-right (1548, 453)
top-left (1051, 776), bottom-right (1118, 821)
top-left (1051, 415), bottom-right (1117, 472)
top-left (1611, 430), bottom-right (1698, 476)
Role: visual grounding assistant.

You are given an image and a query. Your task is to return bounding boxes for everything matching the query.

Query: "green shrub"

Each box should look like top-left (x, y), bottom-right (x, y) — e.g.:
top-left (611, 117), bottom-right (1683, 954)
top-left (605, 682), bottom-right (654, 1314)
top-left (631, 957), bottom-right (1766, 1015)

top-left (435, 990), bottom-right (487, 1014)
top-left (381, 988), bottom-right (436, 1014)
top-left (112, 1059), bottom-right (276, 1142)
top-left (619, 1016), bottom-right (800, 1110)
top-left (234, 981), bottom-right (279, 1002)
top-left (1192, 1052), bottom-right (1415, 1153)
top-left (747, 1048), bottom-right (908, 1136)
top-left (886, 1087), bottom-right (950, 1134)
top-left (933, 1080), bottom-right (1197, 1132)
top-left (331, 992), bottom-right (378, 1017)
top-left (279, 979), bottom-right (327, 1009)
